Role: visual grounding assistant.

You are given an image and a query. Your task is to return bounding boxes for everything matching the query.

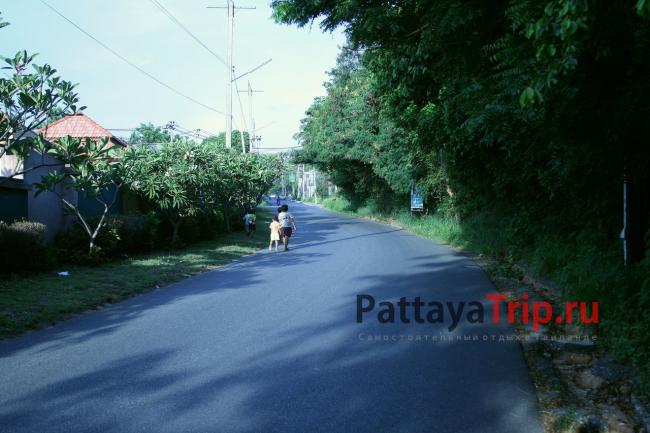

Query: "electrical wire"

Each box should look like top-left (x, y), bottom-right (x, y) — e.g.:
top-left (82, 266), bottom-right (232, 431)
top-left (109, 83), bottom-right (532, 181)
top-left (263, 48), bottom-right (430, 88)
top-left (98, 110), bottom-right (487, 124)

top-left (148, 0), bottom-right (227, 67)
top-left (149, 0), bottom-right (268, 152)
top-left (38, 0), bottom-right (227, 116)
top-left (233, 78), bottom-right (250, 138)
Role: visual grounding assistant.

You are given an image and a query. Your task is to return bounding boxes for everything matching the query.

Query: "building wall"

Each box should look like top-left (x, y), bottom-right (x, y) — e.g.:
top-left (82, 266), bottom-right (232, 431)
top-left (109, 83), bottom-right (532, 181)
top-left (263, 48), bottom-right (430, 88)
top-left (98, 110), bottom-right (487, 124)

top-left (0, 149), bottom-right (73, 240)
top-left (23, 152), bottom-right (74, 240)
top-left (0, 182), bottom-right (28, 222)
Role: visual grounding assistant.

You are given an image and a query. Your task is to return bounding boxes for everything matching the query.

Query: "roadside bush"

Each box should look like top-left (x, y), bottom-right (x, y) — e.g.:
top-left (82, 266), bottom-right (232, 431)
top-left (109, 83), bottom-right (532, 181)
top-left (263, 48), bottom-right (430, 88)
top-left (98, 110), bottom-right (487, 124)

top-left (55, 213), bottom-right (159, 264)
top-left (178, 216), bottom-right (201, 244)
top-left (198, 210), bottom-right (225, 240)
top-left (115, 213), bottom-right (159, 253)
top-left (55, 218), bottom-right (120, 265)
top-left (156, 209), bottom-right (225, 246)
top-left (0, 221), bottom-right (54, 273)
top-left (323, 195), bottom-right (353, 212)
top-left (227, 210), bottom-right (245, 232)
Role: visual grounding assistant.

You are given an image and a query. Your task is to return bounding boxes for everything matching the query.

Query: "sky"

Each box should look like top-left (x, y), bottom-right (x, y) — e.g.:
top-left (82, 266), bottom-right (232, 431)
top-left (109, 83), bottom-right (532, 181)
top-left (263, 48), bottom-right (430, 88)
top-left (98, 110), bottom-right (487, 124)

top-left (0, 0), bottom-right (345, 152)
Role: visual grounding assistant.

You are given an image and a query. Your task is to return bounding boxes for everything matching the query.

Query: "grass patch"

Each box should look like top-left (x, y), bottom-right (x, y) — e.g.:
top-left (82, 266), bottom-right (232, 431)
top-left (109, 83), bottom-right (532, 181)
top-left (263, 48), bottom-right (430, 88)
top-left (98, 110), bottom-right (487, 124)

top-left (0, 218), bottom-right (270, 339)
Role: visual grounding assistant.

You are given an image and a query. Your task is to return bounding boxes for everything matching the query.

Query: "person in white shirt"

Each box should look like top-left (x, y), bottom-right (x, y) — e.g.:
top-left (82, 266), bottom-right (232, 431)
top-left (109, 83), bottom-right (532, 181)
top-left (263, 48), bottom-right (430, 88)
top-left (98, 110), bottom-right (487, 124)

top-left (277, 204), bottom-right (297, 251)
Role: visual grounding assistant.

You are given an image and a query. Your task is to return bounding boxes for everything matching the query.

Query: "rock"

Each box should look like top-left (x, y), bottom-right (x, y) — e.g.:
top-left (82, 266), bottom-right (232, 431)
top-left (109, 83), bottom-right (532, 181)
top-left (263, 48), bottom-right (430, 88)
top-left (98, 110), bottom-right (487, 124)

top-left (631, 395), bottom-right (650, 433)
top-left (573, 410), bottom-right (605, 433)
top-left (546, 338), bottom-right (598, 354)
top-left (539, 390), bottom-right (561, 402)
top-left (578, 370), bottom-right (605, 390)
top-left (557, 352), bottom-right (593, 366)
top-left (591, 356), bottom-right (628, 381)
top-left (601, 404), bottom-right (636, 433)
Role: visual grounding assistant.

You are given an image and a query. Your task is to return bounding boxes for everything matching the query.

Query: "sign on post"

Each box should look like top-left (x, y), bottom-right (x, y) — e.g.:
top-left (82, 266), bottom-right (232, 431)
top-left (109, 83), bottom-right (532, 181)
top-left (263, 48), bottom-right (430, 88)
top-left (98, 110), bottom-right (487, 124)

top-left (410, 187), bottom-right (424, 212)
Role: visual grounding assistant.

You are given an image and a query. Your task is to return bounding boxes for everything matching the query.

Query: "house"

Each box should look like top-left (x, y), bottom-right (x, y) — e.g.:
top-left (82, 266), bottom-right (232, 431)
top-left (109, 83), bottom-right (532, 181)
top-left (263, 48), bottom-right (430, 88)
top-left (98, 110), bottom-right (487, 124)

top-left (42, 113), bottom-right (127, 148)
top-left (0, 113), bottom-right (127, 239)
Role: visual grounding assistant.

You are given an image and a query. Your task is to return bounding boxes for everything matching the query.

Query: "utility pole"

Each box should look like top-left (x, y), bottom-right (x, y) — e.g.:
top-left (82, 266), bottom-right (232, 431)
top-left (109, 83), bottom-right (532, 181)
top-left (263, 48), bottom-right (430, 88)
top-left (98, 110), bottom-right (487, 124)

top-left (226, 0), bottom-right (233, 149)
top-left (238, 80), bottom-right (263, 152)
top-left (208, 1), bottom-right (255, 149)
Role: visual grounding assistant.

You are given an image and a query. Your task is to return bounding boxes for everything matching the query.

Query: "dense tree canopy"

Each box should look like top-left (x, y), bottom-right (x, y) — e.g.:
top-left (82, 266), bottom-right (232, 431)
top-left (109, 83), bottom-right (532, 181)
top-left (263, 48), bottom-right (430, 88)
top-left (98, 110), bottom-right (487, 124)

top-left (125, 138), bottom-right (283, 241)
top-left (275, 0), bottom-right (650, 259)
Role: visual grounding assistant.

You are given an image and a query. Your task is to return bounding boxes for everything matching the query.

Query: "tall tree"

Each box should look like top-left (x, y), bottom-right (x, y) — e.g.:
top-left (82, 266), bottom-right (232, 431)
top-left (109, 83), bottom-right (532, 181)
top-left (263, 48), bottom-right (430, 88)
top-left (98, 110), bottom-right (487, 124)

top-left (0, 13), bottom-right (84, 176)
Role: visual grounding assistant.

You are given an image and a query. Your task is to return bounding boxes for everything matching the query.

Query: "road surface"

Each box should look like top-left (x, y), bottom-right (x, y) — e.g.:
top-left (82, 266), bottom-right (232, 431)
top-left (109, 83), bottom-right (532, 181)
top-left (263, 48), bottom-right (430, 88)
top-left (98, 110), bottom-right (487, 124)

top-left (0, 202), bottom-right (542, 433)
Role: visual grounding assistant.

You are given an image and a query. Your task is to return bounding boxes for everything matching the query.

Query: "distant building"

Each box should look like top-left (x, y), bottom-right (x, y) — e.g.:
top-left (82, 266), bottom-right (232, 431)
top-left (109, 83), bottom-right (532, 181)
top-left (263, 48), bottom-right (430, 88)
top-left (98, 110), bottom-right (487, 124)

top-left (0, 113), bottom-right (126, 239)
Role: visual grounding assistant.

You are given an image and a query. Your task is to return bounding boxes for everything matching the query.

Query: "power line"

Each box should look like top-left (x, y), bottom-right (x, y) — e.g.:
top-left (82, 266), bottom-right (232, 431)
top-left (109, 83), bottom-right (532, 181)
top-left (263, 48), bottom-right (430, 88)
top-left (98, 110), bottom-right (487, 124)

top-left (38, 0), bottom-right (227, 116)
top-left (235, 81), bottom-right (252, 140)
top-left (149, 0), bottom-right (227, 67)
top-left (232, 58), bottom-right (272, 82)
top-left (198, 128), bottom-right (217, 136)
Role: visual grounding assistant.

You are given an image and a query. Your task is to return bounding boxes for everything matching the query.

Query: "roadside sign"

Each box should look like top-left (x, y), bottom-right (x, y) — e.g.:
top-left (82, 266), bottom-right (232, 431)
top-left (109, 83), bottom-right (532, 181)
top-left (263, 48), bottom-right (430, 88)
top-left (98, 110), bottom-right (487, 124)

top-left (410, 187), bottom-right (424, 212)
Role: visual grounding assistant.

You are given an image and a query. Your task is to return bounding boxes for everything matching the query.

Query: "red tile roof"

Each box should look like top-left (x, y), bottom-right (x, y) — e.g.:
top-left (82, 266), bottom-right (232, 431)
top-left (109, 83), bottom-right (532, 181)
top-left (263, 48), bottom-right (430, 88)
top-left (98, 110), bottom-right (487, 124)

top-left (41, 113), bottom-right (126, 146)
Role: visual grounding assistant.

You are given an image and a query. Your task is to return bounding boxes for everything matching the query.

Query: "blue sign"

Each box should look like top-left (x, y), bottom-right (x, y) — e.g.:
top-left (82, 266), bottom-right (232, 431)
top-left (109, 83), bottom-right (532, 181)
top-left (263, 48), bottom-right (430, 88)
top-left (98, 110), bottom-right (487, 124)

top-left (410, 187), bottom-right (424, 211)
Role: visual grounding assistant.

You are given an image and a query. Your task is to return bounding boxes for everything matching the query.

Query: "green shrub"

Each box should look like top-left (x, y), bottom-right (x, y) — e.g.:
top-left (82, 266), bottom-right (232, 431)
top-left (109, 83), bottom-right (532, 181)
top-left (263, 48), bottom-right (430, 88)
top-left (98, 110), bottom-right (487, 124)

top-left (0, 220), bottom-right (54, 273)
top-left (55, 213), bottom-right (159, 263)
top-left (198, 210), bottom-right (225, 239)
top-left (323, 195), bottom-right (354, 212)
top-left (228, 210), bottom-right (245, 231)
top-left (55, 218), bottom-right (119, 264)
top-left (178, 216), bottom-right (201, 243)
top-left (156, 210), bottom-right (225, 245)
top-left (112, 212), bottom-right (159, 253)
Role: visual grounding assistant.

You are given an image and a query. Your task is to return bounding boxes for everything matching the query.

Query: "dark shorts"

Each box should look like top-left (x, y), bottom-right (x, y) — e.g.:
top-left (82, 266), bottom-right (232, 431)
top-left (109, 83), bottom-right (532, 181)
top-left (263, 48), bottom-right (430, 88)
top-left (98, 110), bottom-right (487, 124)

top-left (280, 227), bottom-right (292, 238)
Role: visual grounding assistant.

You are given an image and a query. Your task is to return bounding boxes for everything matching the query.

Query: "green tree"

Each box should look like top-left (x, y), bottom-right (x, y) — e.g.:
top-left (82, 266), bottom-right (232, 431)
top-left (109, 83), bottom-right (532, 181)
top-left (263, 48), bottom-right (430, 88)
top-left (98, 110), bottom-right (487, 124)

top-left (274, 0), bottom-right (650, 243)
top-left (293, 47), bottom-right (415, 209)
top-left (0, 13), bottom-right (84, 175)
top-left (35, 136), bottom-right (127, 254)
top-left (202, 130), bottom-right (251, 153)
top-left (128, 123), bottom-right (171, 146)
top-left (124, 138), bottom-right (208, 244)
top-left (125, 138), bottom-right (283, 239)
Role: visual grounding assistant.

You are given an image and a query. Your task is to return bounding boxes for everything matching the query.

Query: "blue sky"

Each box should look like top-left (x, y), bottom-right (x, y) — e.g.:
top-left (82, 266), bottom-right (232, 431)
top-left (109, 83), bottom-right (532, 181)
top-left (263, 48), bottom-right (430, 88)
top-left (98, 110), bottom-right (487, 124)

top-left (0, 0), bottom-right (345, 151)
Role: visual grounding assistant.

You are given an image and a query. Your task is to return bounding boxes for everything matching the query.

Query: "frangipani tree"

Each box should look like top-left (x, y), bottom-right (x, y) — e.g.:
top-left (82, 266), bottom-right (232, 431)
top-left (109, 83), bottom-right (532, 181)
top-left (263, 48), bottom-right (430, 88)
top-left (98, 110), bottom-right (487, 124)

top-left (126, 138), bottom-right (284, 236)
top-left (35, 136), bottom-right (127, 254)
top-left (0, 12), bottom-right (84, 176)
top-left (124, 139), bottom-right (209, 244)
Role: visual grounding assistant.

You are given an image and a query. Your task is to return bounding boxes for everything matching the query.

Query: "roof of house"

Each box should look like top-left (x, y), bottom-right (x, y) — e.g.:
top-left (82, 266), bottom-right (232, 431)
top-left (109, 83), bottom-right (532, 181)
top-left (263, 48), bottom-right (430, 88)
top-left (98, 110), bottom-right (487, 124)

top-left (41, 113), bottom-right (127, 146)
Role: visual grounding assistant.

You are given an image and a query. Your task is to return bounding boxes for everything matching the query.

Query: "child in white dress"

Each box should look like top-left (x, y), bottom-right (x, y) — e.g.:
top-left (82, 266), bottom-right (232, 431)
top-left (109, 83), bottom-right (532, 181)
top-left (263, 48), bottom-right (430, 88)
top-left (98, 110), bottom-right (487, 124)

top-left (269, 216), bottom-right (281, 251)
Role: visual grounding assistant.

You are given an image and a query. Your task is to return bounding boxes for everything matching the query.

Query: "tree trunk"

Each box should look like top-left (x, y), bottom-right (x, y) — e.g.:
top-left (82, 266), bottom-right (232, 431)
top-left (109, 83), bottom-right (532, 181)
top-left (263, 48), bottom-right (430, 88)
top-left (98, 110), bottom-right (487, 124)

top-left (87, 204), bottom-right (110, 255)
top-left (171, 220), bottom-right (182, 245)
top-left (223, 204), bottom-right (231, 233)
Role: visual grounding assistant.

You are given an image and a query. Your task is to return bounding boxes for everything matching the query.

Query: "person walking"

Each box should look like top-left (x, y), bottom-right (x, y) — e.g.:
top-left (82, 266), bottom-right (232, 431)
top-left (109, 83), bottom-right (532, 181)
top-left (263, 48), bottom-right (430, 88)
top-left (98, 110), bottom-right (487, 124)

top-left (243, 210), bottom-right (256, 236)
top-left (276, 206), bottom-right (284, 242)
top-left (269, 215), bottom-right (281, 251)
top-left (278, 204), bottom-right (296, 251)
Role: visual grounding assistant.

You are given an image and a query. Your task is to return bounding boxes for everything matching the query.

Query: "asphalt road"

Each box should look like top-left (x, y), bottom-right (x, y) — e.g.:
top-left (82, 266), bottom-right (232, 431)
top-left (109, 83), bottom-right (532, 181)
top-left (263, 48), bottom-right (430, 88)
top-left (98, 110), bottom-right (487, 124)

top-left (0, 202), bottom-right (543, 433)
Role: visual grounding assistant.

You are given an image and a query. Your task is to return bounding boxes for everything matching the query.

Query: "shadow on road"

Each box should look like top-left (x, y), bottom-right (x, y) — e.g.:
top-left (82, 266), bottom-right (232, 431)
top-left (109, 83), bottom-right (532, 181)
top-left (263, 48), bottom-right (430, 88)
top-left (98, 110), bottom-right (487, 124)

top-left (0, 203), bottom-right (542, 433)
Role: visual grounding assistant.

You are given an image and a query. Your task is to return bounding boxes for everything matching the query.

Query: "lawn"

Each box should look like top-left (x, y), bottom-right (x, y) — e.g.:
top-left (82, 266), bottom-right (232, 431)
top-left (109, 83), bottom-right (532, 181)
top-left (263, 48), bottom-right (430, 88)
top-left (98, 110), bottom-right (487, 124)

top-left (0, 226), bottom-right (269, 339)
